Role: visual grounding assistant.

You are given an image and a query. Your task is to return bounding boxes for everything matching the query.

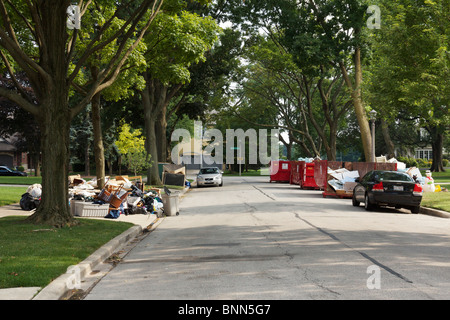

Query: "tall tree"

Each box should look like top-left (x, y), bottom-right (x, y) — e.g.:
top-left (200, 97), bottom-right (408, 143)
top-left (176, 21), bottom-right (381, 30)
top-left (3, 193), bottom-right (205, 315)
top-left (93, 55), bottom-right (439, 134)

top-left (0, 0), bottom-right (163, 226)
top-left (236, 33), bottom-right (352, 160)
top-left (366, 0), bottom-right (449, 171)
top-left (141, 7), bottom-right (220, 185)
top-left (219, 0), bottom-right (375, 161)
top-left (74, 3), bottom-right (148, 189)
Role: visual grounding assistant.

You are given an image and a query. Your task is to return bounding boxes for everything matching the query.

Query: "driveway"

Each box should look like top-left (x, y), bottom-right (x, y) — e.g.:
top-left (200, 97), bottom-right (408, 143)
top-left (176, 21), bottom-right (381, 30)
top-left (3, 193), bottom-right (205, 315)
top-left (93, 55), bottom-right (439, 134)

top-left (84, 175), bottom-right (450, 300)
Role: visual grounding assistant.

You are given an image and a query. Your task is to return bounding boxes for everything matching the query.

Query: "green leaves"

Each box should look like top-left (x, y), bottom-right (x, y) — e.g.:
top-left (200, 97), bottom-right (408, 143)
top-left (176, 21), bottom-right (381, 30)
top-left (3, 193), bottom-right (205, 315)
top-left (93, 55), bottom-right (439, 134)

top-left (144, 10), bottom-right (220, 85)
top-left (115, 122), bottom-right (151, 175)
top-left (367, 0), bottom-right (449, 127)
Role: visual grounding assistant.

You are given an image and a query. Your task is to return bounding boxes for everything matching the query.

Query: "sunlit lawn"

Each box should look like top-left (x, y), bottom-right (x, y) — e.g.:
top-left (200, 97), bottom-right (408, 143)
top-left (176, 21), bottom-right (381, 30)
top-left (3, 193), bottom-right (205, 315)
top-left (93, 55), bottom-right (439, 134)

top-left (0, 216), bottom-right (133, 289)
top-left (422, 191), bottom-right (450, 213)
top-left (0, 176), bottom-right (42, 185)
top-left (0, 186), bottom-right (28, 207)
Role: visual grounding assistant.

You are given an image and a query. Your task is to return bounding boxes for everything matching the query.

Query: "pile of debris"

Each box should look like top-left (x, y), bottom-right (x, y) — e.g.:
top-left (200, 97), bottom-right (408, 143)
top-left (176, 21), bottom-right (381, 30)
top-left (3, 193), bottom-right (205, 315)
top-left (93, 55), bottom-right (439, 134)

top-left (18, 175), bottom-right (172, 218)
top-left (326, 168), bottom-right (360, 196)
top-left (69, 175), bottom-right (164, 219)
top-left (323, 157), bottom-right (434, 197)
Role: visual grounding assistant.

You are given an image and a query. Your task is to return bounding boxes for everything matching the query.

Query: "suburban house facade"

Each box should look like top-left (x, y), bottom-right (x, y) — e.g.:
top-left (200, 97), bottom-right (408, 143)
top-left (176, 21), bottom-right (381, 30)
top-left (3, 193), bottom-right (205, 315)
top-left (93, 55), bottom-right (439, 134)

top-left (0, 136), bottom-right (29, 169)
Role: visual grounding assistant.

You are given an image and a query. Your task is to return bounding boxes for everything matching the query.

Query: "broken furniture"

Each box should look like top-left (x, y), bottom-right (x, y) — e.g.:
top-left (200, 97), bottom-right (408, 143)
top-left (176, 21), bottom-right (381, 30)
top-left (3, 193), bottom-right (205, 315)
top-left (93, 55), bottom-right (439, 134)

top-left (162, 164), bottom-right (186, 187)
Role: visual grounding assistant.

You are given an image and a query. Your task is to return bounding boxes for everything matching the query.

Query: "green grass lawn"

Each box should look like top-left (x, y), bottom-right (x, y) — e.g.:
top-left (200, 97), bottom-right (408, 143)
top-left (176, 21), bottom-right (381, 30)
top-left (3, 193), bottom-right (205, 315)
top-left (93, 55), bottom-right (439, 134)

top-left (0, 216), bottom-right (133, 289)
top-left (0, 176), bottom-right (42, 185)
top-left (421, 191), bottom-right (450, 213)
top-left (0, 186), bottom-right (28, 207)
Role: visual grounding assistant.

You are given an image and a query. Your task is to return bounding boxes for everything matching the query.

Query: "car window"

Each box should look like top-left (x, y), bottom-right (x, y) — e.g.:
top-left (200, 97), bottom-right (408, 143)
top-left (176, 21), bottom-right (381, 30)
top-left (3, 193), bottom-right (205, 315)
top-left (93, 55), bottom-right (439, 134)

top-left (361, 172), bottom-right (373, 183)
top-left (200, 168), bottom-right (219, 174)
top-left (379, 171), bottom-right (413, 182)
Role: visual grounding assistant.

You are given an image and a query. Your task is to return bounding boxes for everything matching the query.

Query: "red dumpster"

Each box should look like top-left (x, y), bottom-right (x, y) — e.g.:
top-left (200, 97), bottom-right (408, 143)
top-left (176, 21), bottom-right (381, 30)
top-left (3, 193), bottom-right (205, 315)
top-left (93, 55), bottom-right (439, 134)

top-left (314, 160), bottom-right (343, 190)
top-left (302, 162), bottom-right (319, 189)
top-left (290, 161), bottom-right (302, 185)
top-left (270, 161), bottom-right (291, 183)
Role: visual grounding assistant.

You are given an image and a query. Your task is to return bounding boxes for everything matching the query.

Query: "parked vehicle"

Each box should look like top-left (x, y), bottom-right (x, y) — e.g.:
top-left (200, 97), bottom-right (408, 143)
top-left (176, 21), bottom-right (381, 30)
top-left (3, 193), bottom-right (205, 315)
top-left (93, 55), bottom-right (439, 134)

top-left (197, 167), bottom-right (223, 187)
top-left (0, 166), bottom-right (27, 176)
top-left (352, 170), bottom-right (423, 213)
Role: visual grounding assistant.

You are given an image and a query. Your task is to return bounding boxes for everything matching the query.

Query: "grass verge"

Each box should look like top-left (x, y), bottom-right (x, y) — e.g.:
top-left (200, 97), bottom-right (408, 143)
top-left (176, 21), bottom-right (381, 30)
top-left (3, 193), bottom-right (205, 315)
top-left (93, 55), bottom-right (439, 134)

top-left (0, 186), bottom-right (28, 207)
top-left (0, 176), bottom-right (42, 185)
top-left (0, 216), bottom-right (133, 289)
top-left (421, 192), bottom-right (450, 213)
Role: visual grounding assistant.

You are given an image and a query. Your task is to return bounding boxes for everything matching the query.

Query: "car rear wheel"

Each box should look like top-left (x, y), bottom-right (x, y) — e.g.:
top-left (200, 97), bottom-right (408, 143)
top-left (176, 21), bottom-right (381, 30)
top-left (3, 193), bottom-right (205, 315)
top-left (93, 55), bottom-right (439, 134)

top-left (352, 193), bottom-right (360, 207)
top-left (411, 206), bottom-right (420, 214)
top-left (364, 193), bottom-right (374, 211)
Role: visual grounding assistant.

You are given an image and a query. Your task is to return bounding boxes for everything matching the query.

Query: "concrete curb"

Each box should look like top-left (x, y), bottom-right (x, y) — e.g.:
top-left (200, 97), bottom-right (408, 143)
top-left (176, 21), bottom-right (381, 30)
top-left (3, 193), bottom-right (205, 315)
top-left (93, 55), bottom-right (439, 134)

top-left (0, 187), bottom-right (189, 300)
top-left (420, 206), bottom-right (450, 219)
top-left (32, 225), bottom-right (143, 300)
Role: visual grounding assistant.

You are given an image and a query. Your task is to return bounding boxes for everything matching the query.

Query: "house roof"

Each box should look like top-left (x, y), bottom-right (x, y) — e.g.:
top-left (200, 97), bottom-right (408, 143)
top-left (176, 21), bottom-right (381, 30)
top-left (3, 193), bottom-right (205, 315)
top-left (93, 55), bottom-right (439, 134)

top-left (0, 138), bottom-right (17, 152)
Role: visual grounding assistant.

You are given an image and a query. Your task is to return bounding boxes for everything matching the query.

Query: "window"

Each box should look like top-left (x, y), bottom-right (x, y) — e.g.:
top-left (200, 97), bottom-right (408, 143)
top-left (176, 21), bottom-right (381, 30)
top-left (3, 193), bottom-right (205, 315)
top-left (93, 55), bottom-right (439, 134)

top-left (200, 168), bottom-right (220, 174)
top-left (379, 171), bottom-right (413, 182)
top-left (416, 149), bottom-right (433, 160)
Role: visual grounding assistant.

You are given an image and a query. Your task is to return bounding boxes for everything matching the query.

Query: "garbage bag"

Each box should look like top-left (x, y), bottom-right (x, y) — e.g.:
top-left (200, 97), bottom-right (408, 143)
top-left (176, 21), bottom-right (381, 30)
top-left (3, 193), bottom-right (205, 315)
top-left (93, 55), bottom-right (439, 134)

top-left (26, 184), bottom-right (42, 198)
top-left (20, 193), bottom-right (37, 211)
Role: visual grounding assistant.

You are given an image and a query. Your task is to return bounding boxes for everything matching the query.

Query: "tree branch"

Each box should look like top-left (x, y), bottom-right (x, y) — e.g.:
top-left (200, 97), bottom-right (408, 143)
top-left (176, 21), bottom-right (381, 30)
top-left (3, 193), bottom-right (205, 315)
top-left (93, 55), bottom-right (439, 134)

top-left (0, 86), bottom-right (39, 115)
top-left (0, 50), bottom-right (33, 103)
top-left (70, 0), bottom-right (164, 118)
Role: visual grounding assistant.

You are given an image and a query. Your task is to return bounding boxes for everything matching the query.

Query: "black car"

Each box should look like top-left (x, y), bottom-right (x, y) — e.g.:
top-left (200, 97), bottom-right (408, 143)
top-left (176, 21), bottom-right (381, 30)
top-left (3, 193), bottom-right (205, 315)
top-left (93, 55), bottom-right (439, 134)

top-left (352, 170), bottom-right (423, 213)
top-left (0, 166), bottom-right (27, 176)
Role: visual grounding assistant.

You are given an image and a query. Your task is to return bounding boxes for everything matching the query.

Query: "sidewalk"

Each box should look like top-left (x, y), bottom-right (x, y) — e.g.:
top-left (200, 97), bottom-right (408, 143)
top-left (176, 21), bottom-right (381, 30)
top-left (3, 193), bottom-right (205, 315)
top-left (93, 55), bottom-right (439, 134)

top-left (0, 187), bottom-right (191, 300)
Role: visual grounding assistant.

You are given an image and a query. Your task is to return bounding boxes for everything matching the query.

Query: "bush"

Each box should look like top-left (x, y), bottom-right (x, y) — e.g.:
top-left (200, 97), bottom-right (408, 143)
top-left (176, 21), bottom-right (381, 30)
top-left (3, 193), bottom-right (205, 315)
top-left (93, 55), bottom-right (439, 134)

top-left (417, 158), bottom-right (431, 168)
top-left (397, 156), bottom-right (418, 168)
top-left (17, 166), bottom-right (25, 172)
top-left (443, 159), bottom-right (449, 167)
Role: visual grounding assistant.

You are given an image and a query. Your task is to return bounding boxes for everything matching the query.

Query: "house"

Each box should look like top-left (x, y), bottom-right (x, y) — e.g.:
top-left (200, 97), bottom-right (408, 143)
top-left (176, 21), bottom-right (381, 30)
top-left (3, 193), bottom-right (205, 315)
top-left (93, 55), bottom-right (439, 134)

top-left (415, 147), bottom-right (434, 161)
top-left (0, 136), bottom-right (29, 169)
top-left (413, 129), bottom-right (447, 160)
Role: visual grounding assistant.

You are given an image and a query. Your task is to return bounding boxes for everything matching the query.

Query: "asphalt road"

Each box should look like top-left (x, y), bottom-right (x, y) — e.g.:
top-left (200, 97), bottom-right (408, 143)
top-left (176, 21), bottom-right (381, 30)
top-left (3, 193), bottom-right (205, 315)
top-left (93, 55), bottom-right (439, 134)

top-left (84, 175), bottom-right (450, 300)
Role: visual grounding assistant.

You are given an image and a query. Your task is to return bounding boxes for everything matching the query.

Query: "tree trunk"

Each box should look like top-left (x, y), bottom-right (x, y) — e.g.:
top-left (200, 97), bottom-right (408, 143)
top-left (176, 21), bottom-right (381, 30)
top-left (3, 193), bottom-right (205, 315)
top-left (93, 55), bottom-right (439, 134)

top-left (85, 139), bottom-right (90, 176)
top-left (142, 73), bottom-right (162, 185)
top-left (92, 91), bottom-right (106, 189)
top-left (26, 1), bottom-right (75, 227)
top-left (340, 48), bottom-right (372, 162)
top-left (430, 127), bottom-right (445, 172)
top-left (380, 119), bottom-right (395, 159)
top-left (328, 122), bottom-right (338, 161)
top-left (156, 111), bottom-right (167, 162)
top-left (27, 94), bottom-right (75, 227)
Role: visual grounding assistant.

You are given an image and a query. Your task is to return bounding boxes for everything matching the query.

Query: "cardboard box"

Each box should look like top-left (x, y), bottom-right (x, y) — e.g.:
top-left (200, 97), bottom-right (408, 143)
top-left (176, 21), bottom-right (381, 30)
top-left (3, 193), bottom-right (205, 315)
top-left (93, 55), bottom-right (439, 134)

top-left (344, 182), bottom-right (358, 192)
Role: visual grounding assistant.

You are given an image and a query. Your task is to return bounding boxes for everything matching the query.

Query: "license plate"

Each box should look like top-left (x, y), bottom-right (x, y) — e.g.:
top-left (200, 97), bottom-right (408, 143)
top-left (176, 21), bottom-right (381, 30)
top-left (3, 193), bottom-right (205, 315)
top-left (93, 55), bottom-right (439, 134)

top-left (393, 186), bottom-right (403, 191)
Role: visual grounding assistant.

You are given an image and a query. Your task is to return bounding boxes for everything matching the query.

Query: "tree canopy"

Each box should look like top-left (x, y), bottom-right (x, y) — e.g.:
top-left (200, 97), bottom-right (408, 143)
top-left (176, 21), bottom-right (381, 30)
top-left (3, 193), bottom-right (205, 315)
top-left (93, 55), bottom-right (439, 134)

top-left (0, 0), bottom-right (448, 226)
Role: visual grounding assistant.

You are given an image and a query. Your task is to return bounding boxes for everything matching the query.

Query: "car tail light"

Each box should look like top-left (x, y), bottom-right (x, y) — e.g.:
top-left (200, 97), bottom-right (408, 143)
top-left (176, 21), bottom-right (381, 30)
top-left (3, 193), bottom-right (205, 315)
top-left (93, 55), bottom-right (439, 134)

top-left (372, 182), bottom-right (384, 192)
top-left (413, 184), bottom-right (423, 196)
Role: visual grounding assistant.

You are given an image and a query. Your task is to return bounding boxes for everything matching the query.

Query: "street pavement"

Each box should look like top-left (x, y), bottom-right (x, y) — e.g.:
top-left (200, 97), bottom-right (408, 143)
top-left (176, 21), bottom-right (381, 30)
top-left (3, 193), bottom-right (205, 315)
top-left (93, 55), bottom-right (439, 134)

top-left (2, 175), bottom-right (450, 300)
top-left (84, 176), bottom-right (450, 300)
